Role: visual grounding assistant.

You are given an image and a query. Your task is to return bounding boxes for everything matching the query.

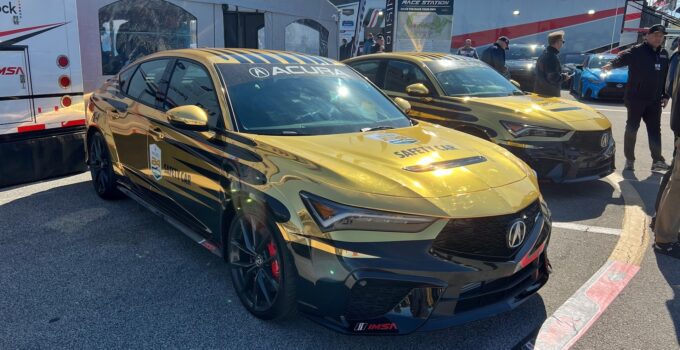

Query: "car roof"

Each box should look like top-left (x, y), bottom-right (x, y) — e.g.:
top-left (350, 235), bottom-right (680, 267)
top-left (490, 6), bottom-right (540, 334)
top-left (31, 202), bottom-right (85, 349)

top-left (140, 48), bottom-right (341, 66)
top-left (345, 52), bottom-right (482, 65)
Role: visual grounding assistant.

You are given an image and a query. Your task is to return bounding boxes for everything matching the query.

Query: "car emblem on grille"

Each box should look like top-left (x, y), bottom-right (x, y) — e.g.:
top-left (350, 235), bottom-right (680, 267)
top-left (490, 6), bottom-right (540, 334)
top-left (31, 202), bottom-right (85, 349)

top-left (507, 220), bottom-right (527, 248)
top-left (616, 83), bottom-right (623, 88)
top-left (249, 67), bottom-right (270, 78)
top-left (600, 133), bottom-right (609, 148)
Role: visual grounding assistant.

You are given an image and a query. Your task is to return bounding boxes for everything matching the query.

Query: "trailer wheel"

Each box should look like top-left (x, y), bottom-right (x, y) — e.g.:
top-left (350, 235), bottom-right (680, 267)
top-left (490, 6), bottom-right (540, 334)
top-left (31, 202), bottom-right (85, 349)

top-left (88, 132), bottom-right (123, 199)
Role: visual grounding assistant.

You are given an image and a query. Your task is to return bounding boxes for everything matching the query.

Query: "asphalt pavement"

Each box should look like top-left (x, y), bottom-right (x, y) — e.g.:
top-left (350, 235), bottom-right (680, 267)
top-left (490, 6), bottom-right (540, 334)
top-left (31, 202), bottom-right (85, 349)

top-left (0, 91), bottom-right (678, 349)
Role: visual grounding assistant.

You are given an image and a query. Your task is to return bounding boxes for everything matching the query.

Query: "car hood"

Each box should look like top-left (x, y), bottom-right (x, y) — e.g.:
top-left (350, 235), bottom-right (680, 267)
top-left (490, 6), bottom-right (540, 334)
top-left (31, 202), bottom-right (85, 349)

top-left (586, 68), bottom-right (628, 83)
top-left (249, 123), bottom-right (530, 199)
top-left (442, 94), bottom-right (612, 129)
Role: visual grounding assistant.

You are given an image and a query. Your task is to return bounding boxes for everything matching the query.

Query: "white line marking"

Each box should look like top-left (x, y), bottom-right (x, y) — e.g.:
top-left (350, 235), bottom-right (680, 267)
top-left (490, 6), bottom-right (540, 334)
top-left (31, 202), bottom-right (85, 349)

top-left (552, 222), bottom-right (622, 236)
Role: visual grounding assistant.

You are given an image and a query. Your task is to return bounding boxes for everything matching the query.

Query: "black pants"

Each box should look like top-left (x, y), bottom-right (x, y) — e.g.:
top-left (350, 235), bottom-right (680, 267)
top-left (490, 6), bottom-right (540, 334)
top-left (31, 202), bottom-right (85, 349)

top-left (624, 99), bottom-right (665, 162)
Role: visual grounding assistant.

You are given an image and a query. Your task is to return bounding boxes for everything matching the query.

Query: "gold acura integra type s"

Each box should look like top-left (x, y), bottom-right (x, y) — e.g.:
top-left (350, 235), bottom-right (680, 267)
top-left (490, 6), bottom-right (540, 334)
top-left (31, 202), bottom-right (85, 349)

top-left (344, 53), bottom-right (615, 183)
top-left (86, 49), bottom-right (551, 334)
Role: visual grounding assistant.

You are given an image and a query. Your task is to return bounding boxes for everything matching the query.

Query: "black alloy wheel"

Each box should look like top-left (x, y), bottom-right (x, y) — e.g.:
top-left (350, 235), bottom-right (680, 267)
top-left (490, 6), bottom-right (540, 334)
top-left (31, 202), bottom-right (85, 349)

top-left (227, 212), bottom-right (296, 320)
top-left (88, 132), bottom-right (122, 199)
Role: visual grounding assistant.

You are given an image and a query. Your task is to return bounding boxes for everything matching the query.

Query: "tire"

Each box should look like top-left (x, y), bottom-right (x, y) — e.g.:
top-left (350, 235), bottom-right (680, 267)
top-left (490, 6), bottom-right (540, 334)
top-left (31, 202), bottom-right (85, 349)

top-left (227, 211), bottom-right (297, 320)
top-left (88, 131), bottom-right (123, 199)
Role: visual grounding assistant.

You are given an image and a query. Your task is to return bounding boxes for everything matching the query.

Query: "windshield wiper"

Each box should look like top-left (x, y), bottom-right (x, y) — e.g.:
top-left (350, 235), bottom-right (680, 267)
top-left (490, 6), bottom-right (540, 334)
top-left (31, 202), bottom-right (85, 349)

top-left (512, 91), bottom-right (526, 96)
top-left (360, 126), bottom-right (394, 132)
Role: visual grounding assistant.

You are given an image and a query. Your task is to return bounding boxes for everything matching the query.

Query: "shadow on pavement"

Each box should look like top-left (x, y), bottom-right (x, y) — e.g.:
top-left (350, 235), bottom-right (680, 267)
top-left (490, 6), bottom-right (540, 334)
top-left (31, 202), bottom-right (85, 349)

top-left (539, 179), bottom-right (621, 222)
top-left (621, 170), bottom-right (665, 216)
top-left (655, 254), bottom-right (680, 346)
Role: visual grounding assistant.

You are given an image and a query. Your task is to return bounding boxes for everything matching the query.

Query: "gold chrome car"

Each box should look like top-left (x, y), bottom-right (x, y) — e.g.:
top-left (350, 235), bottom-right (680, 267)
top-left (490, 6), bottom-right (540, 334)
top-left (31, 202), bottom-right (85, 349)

top-left (344, 52), bottom-right (615, 183)
top-left (86, 48), bottom-right (550, 334)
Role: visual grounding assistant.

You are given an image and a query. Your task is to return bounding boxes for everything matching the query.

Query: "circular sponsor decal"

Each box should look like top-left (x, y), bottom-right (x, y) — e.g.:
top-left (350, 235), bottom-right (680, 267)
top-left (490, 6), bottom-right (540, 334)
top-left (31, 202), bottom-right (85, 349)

top-left (249, 67), bottom-right (270, 78)
top-left (366, 133), bottom-right (418, 144)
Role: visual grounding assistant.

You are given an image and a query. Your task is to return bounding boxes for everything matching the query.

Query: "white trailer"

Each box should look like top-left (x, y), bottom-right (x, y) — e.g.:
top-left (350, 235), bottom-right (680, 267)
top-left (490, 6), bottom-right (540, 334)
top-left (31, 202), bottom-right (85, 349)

top-left (0, 0), bottom-right (86, 187)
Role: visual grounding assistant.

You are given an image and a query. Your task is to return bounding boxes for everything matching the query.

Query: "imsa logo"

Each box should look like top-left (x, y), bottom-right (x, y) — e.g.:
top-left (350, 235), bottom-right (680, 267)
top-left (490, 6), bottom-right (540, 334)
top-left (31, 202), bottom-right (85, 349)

top-left (0, 66), bottom-right (24, 75)
top-left (353, 322), bottom-right (398, 332)
top-left (150, 144), bottom-right (162, 181)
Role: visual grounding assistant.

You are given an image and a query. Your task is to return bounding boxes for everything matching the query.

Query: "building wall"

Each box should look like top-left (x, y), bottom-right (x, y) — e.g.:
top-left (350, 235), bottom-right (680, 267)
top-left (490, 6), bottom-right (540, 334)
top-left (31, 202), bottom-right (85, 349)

top-left (77, 0), bottom-right (339, 91)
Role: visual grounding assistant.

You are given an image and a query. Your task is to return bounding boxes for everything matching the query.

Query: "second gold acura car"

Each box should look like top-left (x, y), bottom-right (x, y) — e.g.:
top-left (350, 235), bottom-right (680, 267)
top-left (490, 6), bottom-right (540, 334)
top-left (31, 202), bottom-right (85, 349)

top-left (344, 52), bottom-right (615, 183)
top-left (86, 48), bottom-right (550, 334)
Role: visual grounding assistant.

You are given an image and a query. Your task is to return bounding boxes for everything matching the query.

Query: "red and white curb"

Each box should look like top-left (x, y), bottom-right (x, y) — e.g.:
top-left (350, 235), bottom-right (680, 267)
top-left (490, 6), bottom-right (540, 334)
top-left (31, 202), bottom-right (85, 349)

top-left (532, 261), bottom-right (640, 349)
top-left (528, 173), bottom-right (649, 350)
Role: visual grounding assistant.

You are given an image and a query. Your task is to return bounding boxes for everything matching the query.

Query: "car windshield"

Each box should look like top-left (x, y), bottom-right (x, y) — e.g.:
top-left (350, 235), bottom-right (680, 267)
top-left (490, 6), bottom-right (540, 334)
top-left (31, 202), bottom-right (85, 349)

top-left (216, 63), bottom-right (411, 135)
top-left (563, 54), bottom-right (587, 65)
top-left (507, 45), bottom-right (542, 60)
top-left (589, 55), bottom-right (616, 68)
top-left (425, 61), bottom-right (523, 97)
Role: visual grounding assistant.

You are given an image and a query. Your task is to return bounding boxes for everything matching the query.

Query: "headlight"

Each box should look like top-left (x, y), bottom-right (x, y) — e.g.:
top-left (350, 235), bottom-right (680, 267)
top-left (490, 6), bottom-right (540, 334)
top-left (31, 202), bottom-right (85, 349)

top-left (300, 192), bottom-right (437, 233)
top-left (500, 120), bottom-right (570, 138)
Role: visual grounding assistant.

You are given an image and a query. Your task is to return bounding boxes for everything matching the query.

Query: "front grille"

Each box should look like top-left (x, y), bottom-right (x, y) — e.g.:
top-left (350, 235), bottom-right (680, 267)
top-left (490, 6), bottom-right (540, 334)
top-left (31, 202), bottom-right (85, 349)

top-left (568, 129), bottom-right (611, 153)
top-left (431, 201), bottom-right (541, 260)
top-left (345, 280), bottom-right (412, 320)
top-left (597, 87), bottom-right (625, 99)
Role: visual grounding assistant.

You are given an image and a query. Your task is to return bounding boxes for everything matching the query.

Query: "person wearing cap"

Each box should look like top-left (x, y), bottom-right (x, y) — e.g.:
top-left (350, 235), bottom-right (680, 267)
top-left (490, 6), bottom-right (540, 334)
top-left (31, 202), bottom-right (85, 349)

top-left (603, 24), bottom-right (671, 173)
top-left (457, 39), bottom-right (479, 59)
top-left (481, 36), bottom-right (510, 77)
top-left (534, 31), bottom-right (571, 97)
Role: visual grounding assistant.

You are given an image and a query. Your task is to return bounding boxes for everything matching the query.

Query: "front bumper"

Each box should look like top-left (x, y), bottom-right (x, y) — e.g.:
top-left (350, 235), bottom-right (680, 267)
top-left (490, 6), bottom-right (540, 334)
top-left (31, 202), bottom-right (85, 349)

top-left (586, 81), bottom-right (626, 100)
top-left (500, 130), bottom-right (616, 183)
top-left (295, 205), bottom-right (552, 334)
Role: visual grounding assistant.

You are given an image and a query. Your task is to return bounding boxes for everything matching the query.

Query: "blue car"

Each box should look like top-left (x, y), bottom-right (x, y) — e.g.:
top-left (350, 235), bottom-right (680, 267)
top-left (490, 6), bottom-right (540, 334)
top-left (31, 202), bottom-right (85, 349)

top-left (571, 54), bottom-right (628, 100)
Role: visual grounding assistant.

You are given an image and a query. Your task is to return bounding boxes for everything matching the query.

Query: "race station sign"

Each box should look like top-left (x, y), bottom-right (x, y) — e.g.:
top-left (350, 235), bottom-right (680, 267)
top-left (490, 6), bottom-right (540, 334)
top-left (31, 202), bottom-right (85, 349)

top-left (391, 0), bottom-right (454, 53)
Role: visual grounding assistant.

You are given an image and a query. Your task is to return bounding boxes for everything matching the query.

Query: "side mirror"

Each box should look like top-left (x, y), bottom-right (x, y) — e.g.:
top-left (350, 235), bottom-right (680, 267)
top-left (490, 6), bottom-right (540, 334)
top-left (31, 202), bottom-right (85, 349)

top-left (575, 64), bottom-right (583, 70)
top-left (405, 83), bottom-right (430, 97)
top-left (167, 105), bottom-right (209, 131)
top-left (394, 97), bottom-right (411, 113)
top-left (510, 79), bottom-right (522, 89)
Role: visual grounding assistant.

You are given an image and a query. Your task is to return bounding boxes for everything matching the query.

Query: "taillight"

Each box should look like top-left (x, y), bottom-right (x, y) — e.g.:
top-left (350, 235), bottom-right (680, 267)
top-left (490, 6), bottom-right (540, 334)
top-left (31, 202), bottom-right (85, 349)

top-left (61, 95), bottom-right (72, 107)
top-left (58, 75), bottom-right (71, 89)
top-left (57, 55), bottom-right (69, 69)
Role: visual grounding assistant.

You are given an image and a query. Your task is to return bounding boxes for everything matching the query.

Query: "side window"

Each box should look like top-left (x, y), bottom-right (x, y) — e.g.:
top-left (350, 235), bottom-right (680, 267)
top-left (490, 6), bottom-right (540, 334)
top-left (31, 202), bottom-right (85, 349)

top-left (118, 65), bottom-right (136, 94)
top-left (126, 59), bottom-right (170, 107)
top-left (383, 60), bottom-right (431, 94)
top-left (350, 60), bottom-right (382, 87)
top-left (164, 60), bottom-right (223, 128)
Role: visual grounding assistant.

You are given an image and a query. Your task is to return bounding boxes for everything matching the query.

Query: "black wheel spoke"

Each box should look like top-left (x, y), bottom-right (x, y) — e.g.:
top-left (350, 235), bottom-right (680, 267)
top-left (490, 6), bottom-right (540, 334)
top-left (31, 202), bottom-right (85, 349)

top-left (231, 260), bottom-right (255, 269)
top-left (249, 217), bottom-right (261, 253)
top-left (251, 270), bottom-right (260, 307)
top-left (240, 219), bottom-right (255, 252)
top-left (261, 268), bottom-right (280, 291)
top-left (256, 271), bottom-right (273, 306)
top-left (231, 240), bottom-right (255, 256)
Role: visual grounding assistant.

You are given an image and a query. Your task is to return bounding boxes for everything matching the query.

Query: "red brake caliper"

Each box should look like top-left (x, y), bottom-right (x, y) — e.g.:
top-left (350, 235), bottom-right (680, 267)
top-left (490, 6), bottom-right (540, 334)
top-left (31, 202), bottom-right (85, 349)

top-left (267, 241), bottom-right (280, 280)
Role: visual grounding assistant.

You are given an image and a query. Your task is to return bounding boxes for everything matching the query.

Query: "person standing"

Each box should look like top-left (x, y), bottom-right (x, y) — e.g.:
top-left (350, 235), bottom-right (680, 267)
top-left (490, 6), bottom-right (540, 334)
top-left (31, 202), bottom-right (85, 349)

top-left (653, 138), bottom-right (680, 258)
top-left (370, 34), bottom-right (385, 54)
top-left (534, 31), bottom-right (571, 97)
top-left (603, 24), bottom-right (671, 172)
top-left (457, 39), bottom-right (479, 59)
top-left (481, 36), bottom-right (510, 77)
top-left (363, 33), bottom-right (375, 55)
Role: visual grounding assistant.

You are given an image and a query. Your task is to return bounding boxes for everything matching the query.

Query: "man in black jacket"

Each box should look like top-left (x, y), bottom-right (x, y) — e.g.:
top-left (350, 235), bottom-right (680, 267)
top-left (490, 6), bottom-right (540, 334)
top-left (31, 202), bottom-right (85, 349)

top-left (603, 24), bottom-right (671, 172)
top-left (481, 36), bottom-right (510, 77)
top-left (534, 31), bottom-right (571, 97)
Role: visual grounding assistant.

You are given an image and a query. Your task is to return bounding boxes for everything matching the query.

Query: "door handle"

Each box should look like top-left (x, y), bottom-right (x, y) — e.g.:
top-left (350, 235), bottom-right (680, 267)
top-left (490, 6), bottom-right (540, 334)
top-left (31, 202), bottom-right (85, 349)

top-left (149, 127), bottom-right (164, 140)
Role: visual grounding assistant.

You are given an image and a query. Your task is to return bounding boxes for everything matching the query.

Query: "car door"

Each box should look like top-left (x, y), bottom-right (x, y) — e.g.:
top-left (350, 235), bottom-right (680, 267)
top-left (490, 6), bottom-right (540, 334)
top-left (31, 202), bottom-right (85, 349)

top-left (147, 58), bottom-right (226, 236)
top-left (108, 58), bottom-right (171, 191)
top-left (381, 59), bottom-right (446, 119)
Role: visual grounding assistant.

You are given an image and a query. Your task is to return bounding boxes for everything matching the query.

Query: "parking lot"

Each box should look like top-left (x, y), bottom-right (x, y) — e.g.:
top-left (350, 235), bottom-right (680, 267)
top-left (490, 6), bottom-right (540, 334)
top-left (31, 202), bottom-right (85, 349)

top-left (1, 92), bottom-right (678, 349)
